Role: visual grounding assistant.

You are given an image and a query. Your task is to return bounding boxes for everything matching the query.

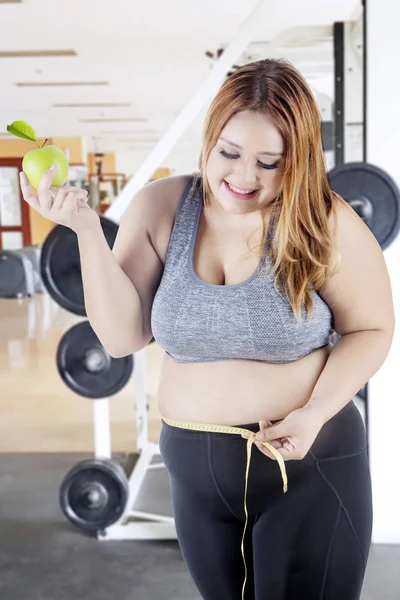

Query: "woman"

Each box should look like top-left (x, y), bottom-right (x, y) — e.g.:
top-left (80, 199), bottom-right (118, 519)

top-left (149, 59), bottom-right (392, 600)
top-left (20, 58), bottom-right (394, 599)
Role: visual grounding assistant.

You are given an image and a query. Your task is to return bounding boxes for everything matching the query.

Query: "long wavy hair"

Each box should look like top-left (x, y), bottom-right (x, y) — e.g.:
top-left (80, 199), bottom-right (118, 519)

top-left (198, 58), bottom-right (347, 323)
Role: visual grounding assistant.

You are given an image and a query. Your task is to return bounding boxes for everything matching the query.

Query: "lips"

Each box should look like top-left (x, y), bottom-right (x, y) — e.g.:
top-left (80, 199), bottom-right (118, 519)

top-left (225, 180), bottom-right (258, 193)
top-left (223, 179), bottom-right (260, 200)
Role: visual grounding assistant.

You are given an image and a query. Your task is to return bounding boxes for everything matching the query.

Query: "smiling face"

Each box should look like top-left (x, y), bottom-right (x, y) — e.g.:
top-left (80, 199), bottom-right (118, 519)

top-left (205, 110), bottom-right (285, 219)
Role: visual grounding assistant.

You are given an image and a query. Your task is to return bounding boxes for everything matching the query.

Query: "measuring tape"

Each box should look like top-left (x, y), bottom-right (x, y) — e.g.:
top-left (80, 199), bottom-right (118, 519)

top-left (162, 418), bottom-right (288, 600)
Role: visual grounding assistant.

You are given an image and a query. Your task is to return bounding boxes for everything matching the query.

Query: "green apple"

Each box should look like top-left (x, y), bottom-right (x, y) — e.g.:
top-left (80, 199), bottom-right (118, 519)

top-left (6, 120), bottom-right (70, 189)
top-left (22, 145), bottom-right (69, 189)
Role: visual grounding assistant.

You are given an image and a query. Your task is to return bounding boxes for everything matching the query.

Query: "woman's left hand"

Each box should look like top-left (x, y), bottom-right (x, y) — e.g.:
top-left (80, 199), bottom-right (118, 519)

top-left (242, 405), bottom-right (326, 461)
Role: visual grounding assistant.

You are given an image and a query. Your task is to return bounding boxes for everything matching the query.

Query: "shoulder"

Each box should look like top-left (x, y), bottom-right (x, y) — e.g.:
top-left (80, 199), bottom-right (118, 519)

top-left (145, 172), bottom-right (194, 198)
top-left (326, 191), bottom-right (381, 271)
top-left (326, 191), bottom-right (358, 243)
top-left (141, 173), bottom-right (193, 211)
top-left (319, 192), bottom-right (395, 333)
top-left (119, 173), bottom-right (193, 237)
top-left (144, 173), bottom-right (194, 263)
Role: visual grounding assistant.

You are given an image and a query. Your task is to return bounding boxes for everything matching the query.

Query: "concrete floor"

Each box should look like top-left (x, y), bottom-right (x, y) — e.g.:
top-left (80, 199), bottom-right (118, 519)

top-left (0, 453), bottom-right (399, 600)
top-left (0, 453), bottom-right (198, 600)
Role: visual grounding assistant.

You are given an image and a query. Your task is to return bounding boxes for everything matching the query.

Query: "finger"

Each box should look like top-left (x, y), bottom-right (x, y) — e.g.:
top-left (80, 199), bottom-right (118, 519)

top-left (258, 419), bottom-right (273, 431)
top-left (259, 422), bottom-right (287, 442)
top-left (253, 437), bottom-right (283, 448)
top-left (269, 440), bottom-right (284, 449)
top-left (62, 191), bottom-right (88, 213)
top-left (51, 189), bottom-right (64, 210)
top-left (257, 441), bottom-right (297, 462)
top-left (276, 444), bottom-right (302, 461)
top-left (283, 439), bottom-right (296, 451)
top-left (19, 172), bottom-right (41, 211)
top-left (77, 196), bottom-right (89, 208)
top-left (37, 167), bottom-right (58, 212)
top-left (51, 187), bottom-right (87, 210)
top-left (257, 420), bottom-right (274, 441)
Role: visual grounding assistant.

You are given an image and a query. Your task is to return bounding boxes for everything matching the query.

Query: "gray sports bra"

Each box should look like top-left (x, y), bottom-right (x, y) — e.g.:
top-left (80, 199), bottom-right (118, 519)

top-left (151, 174), bottom-right (335, 363)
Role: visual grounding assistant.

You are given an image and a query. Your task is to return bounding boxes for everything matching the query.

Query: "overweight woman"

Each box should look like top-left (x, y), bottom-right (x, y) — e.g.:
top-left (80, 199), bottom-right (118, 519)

top-left (21, 58), bottom-right (395, 600)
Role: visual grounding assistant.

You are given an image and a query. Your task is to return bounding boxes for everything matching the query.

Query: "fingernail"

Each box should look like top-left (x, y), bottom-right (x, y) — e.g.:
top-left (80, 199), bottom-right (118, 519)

top-left (50, 165), bottom-right (57, 172)
top-left (256, 432), bottom-right (264, 440)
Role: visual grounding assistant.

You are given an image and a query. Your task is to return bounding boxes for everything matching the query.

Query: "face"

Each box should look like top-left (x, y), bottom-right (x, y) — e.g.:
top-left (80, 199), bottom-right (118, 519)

top-left (205, 110), bottom-right (285, 220)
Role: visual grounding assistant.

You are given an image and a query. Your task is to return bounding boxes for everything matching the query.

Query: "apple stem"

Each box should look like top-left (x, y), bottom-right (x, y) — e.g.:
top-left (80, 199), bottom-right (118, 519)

top-left (40, 138), bottom-right (48, 148)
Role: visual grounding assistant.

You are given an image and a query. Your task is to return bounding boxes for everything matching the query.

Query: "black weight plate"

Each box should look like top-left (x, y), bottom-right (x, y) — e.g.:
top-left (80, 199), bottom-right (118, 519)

top-left (59, 458), bottom-right (129, 532)
top-left (328, 162), bottom-right (400, 250)
top-left (56, 320), bottom-right (134, 399)
top-left (40, 216), bottom-right (118, 315)
top-left (0, 252), bottom-right (27, 297)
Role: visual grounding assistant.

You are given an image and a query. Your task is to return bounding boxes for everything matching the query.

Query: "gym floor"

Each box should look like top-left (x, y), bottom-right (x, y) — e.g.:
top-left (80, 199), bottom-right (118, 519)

top-left (1, 292), bottom-right (399, 599)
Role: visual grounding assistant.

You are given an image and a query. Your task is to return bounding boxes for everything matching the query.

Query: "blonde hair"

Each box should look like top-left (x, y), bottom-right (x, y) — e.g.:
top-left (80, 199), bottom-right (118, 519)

top-left (198, 58), bottom-right (346, 322)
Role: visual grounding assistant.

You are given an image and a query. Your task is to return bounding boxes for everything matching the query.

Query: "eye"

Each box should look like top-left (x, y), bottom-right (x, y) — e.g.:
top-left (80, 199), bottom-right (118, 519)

top-left (220, 149), bottom-right (239, 160)
top-left (219, 149), bottom-right (279, 170)
top-left (258, 161), bottom-right (279, 171)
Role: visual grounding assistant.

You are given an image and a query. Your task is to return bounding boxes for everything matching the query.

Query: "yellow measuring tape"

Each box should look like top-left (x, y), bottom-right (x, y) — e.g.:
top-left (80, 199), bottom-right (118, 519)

top-left (162, 418), bottom-right (288, 600)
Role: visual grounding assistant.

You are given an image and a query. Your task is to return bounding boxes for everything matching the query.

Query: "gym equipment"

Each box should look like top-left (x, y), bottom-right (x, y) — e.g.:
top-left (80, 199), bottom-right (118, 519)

top-left (59, 458), bottom-right (129, 532)
top-left (56, 320), bottom-right (134, 399)
top-left (88, 347), bottom-right (176, 541)
top-left (13, 245), bottom-right (44, 293)
top-left (39, 214), bottom-right (175, 539)
top-left (40, 215), bottom-right (118, 315)
top-left (56, 339), bottom-right (175, 540)
top-left (0, 250), bottom-right (35, 298)
top-left (328, 162), bottom-right (400, 250)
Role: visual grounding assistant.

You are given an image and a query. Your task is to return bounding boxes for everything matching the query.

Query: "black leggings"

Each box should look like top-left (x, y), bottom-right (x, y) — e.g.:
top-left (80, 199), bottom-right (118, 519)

top-left (159, 400), bottom-right (373, 600)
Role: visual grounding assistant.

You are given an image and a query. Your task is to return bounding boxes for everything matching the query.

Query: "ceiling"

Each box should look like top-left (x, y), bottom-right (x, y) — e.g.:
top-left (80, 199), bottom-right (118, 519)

top-left (0, 0), bottom-right (361, 174)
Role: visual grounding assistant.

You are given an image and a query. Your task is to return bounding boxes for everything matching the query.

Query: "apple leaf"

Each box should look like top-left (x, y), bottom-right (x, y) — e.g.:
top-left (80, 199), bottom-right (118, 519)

top-left (6, 120), bottom-right (37, 142)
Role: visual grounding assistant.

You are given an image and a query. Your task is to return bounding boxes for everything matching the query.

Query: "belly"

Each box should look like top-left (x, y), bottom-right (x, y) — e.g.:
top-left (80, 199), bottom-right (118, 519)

top-left (156, 344), bottom-right (332, 425)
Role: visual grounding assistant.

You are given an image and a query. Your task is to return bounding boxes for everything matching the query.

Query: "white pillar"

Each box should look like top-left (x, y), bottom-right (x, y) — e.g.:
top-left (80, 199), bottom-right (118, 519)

top-left (365, 0), bottom-right (400, 544)
top-left (344, 19), bottom-right (363, 163)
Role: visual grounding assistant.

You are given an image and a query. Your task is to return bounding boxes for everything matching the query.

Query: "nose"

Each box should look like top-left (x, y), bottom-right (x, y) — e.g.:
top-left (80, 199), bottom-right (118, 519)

top-left (233, 160), bottom-right (259, 188)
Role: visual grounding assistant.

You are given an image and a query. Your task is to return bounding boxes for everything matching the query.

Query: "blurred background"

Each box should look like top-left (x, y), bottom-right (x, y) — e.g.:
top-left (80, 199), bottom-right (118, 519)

top-left (0, 1), bottom-right (399, 599)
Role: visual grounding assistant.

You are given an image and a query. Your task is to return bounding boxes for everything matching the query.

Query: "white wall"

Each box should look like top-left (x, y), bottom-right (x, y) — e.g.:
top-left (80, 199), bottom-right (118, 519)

top-left (366, 0), bottom-right (400, 544)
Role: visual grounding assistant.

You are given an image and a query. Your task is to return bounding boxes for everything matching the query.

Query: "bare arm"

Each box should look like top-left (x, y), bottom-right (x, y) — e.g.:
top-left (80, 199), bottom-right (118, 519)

top-left (77, 220), bottom-right (146, 357)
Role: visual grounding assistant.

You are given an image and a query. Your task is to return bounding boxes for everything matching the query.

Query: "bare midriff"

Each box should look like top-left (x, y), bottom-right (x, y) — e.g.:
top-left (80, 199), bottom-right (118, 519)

top-left (157, 344), bottom-right (332, 425)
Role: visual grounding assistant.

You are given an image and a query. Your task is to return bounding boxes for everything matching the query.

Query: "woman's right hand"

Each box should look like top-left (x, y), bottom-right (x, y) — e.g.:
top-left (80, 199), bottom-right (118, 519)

top-left (19, 165), bottom-right (100, 234)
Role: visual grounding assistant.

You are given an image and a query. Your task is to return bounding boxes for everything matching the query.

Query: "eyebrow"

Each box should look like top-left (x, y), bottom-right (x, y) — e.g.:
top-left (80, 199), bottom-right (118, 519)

top-left (219, 136), bottom-right (283, 157)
